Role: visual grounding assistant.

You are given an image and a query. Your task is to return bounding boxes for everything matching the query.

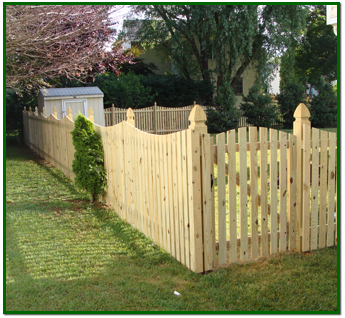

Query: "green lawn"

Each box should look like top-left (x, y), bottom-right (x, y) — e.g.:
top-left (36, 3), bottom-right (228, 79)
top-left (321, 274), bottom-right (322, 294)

top-left (5, 142), bottom-right (338, 312)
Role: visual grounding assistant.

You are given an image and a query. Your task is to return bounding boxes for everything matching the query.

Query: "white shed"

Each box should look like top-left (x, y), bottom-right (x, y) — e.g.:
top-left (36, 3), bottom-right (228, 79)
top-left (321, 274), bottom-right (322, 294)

top-left (38, 87), bottom-right (105, 126)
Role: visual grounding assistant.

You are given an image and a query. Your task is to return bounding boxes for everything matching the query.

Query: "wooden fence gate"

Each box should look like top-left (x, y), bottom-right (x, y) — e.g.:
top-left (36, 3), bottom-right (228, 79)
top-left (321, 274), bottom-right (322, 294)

top-left (197, 103), bottom-right (337, 271)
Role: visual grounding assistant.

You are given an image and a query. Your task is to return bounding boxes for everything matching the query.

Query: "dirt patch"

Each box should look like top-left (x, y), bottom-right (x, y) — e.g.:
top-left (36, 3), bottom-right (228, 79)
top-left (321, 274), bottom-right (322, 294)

top-left (301, 251), bottom-right (313, 257)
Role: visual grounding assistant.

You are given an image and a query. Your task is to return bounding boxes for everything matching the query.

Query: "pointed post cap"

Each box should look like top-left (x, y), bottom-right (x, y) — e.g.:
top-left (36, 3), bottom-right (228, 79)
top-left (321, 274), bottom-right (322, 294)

top-left (42, 107), bottom-right (46, 117)
top-left (188, 104), bottom-right (207, 133)
top-left (88, 107), bottom-right (94, 123)
top-left (126, 107), bottom-right (135, 126)
top-left (293, 103), bottom-right (310, 120)
top-left (53, 106), bottom-right (57, 118)
top-left (67, 107), bottom-right (73, 120)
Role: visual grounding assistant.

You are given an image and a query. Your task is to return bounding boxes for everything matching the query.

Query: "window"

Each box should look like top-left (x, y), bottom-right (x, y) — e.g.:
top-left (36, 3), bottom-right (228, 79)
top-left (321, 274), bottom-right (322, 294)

top-left (234, 77), bottom-right (243, 95)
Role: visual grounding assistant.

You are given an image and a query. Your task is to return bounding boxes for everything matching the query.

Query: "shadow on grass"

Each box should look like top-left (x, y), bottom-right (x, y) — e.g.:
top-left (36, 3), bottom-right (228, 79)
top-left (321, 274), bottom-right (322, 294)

top-left (7, 144), bottom-right (86, 200)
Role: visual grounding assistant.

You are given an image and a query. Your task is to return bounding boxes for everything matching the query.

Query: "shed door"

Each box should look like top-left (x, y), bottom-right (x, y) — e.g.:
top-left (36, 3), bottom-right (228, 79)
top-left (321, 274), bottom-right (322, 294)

top-left (65, 101), bottom-right (85, 120)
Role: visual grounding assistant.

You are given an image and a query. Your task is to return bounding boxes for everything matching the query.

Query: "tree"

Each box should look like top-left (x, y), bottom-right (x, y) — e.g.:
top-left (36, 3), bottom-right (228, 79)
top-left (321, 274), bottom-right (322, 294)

top-left (6, 5), bottom-right (134, 89)
top-left (127, 5), bottom-right (308, 98)
top-left (294, 5), bottom-right (337, 88)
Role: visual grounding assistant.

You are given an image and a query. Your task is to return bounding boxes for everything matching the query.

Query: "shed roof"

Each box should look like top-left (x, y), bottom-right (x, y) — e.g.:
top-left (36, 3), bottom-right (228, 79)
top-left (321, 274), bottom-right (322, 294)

top-left (39, 87), bottom-right (103, 98)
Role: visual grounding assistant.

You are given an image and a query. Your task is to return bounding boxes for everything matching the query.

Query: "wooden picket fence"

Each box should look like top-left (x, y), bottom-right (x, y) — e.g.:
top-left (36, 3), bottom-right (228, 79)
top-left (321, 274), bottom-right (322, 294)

top-left (104, 103), bottom-right (200, 134)
top-left (22, 106), bottom-right (76, 179)
top-left (23, 103), bottom-right (337, 273)
top-left (104, 103), bottom-right (283, 133)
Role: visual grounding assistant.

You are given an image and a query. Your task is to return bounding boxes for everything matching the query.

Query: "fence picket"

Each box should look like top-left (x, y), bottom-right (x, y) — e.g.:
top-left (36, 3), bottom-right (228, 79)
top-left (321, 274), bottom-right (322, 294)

top-left (238, 127), bottom-right (248, 261)
top-left (134, 128), bottom-right (140, 230)
top-left (227, 130), bottom-right (237, 263)
top-left (186, 129), bottom-right (193, 269)
top-left (162, 134), bottom-right (170, 253)
top-left (202, 133), bottom-right (214, 270)
top-left (249, 127), bottom-right (259, 259)
top-left (279, 131), bottom-right (287, 252)
top-left (167, 134), bottom-right (175, 258)
top-left (302, 124), bottom-right (311, 251)
top-left (160, 134), bottom-right (167, 251)
top-left (311, 128), bottom-right (319, 250)
top-left (171, 133), bottom-right (180, 262)
top-left (319, 130), bottom-right (328, 248)
top-left (288, 134), bottom-right (297, 250)
top-left (217, 133), bottom-right (226, 265)
top-left (181, 131), bottom-right (190, 268)
top-left (143, 130), bottom-right (150, 237)
top-left (270, 129), bottom-right (278, 254)
top-left (176, 132), bottom-right (185, 265)
top-left (327, 132), bottom-right (336, 247)
top-left (259, 128), bottom-right (268, 256)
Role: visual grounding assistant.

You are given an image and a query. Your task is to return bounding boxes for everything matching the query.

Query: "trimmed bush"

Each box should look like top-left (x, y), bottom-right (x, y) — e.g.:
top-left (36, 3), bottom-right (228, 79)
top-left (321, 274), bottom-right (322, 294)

top-left (206, 81), bottom-right (240, 133)
top-left (240, 85), bottom-right (279, 128)
top-left (71, 114), bottom-right (107, 202)
top-left (309, 82), bottom-right (337, 128)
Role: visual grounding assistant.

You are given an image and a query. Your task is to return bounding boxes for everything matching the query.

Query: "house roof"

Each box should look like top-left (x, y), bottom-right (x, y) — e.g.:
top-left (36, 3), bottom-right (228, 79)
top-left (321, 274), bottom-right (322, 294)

top-left (39, 87), bottom-right (103, 98)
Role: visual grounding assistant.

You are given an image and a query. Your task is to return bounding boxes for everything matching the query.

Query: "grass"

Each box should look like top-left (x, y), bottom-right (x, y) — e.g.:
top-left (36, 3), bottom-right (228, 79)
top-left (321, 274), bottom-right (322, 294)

top-left (5, 140), bottom-right (338, 312)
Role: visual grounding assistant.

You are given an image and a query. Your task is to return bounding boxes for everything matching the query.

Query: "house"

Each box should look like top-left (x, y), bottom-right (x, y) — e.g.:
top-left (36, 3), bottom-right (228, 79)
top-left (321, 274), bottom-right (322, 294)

top-left (38, 87), bottom-right (105, 126)
top-left (327, 5), bottom-right (337, 35)
top-left (122, 20), bottom-right (265, 107)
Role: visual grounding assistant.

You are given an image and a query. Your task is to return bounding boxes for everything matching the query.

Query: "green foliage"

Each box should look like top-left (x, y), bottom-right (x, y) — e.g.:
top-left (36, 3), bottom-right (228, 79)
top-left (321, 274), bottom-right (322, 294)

top-left (6, 88), bottom-right (38, 143)
top-left (130, 5), bottom-right (308, 98)
top-left (309, 81), bottom-right (337, 128)
top-left (141, 74), bottom-right (214, 107)
top-left (94, 71), bottom-right (156, 108)
top-left (120, 57), bottom-right (158, 76)
top-left (71, 115), bottom-right (107, 202)
top-left (206, 82), bottom-right (240, 133)
top-left (240, 85), bottom-right (279, 128)
top-left (294, 5), bottom-right (337, 86)
top-left (277, 82), bottom-right (306, 129)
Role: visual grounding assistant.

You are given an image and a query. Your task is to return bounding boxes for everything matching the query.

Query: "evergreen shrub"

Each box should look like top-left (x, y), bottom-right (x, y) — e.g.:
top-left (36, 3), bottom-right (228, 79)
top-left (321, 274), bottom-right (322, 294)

top-left (309, 81), bottom-right (337, 128)
top-left (277, 82), bottom-right (306, 128)
top-left (240, 85), bottom-right (279, 128)
top-left (206, 82), bottom-right (240, 133)
top-left (71, 114), bottom-right (107, 202)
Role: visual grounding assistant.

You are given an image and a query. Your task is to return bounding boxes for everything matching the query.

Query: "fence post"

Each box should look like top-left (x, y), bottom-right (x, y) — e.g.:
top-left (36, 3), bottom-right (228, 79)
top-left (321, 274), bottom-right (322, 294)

top-left (188, 105), bottom-right (209, 272)
top-left (153, 102), bottom-right (157, 134)
top-left (53, 107), bottom-right (57, 118)
top-left (293, 103), bottom-right (311, 252)
top-left (67, 107), bottom-right (73, 120)
top-left (88, 107), bottom-right (94, 123)
top-left (126, 108), bottom-right (135, 127)
top-left (111, 104), bottom-right (115, 126)
top-left (188, 104), bottom-right (207, 133)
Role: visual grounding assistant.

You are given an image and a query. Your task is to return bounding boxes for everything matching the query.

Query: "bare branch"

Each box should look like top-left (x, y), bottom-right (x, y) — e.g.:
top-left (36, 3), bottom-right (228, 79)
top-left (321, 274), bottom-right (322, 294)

top-left (6, 5), bottom-right (132, 88)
